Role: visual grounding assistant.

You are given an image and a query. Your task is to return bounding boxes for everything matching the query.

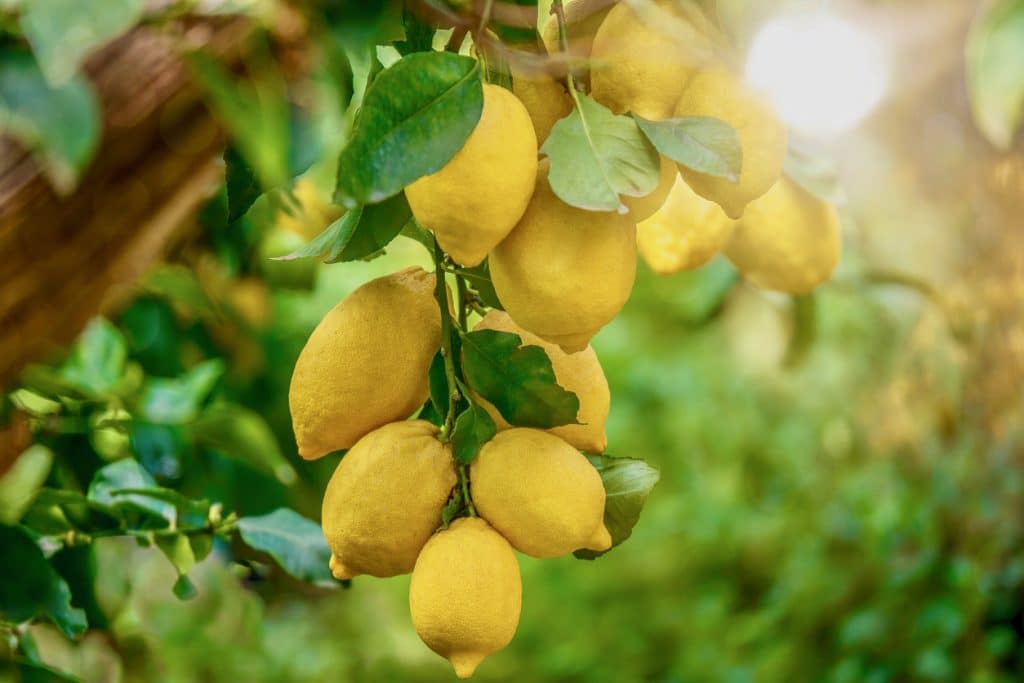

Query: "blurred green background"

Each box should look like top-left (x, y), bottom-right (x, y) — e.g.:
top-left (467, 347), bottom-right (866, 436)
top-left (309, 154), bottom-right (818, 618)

top-left (5, 0), bottom-right (1024, 681)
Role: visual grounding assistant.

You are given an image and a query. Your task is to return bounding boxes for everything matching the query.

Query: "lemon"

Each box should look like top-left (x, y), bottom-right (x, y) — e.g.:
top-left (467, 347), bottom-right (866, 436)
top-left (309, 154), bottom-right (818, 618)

top-left (322, 420), bottom-right (456, 579)
top-left (471, 429), bottom-right (611, 558)
top-left (624, 154), bottom-right (678, 222)
top-left (512, 70), bottom-right (573, 144)
top-left (673, 68), bottom-right (788, 219)
top-left (405, 84), bottom-right (538, 267)
top-left (410, 517), bottom-right (521, 679)
top-left (725, 176), bottom-right (842, 294)
top-left (590, 0), bottom-right (712, 119)
top-left (489, 162), bottom-right (636, 353)
top-left (279, 177), bottom-right (341, 242)
top-left (289, 267), bottom-right (440, 459)
top-left (473, 311), bottom-right (610, 453)
top-left (638, 174), bottom-right (737, 274)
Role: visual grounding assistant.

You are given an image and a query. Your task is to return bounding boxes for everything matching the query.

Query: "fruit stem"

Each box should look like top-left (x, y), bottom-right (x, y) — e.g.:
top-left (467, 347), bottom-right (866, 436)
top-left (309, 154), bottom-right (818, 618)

top-left (456, 273), bottom-right (470, 329)
top-left (433, 239), bottom-right (462, 440)
top-left (459, 463), bottom-right (477, 517)
top-left (551, 0), bottom-right (582, 105)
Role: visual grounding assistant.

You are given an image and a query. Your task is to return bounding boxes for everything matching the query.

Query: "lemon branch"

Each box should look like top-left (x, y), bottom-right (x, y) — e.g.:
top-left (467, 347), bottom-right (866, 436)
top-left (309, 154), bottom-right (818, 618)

top-left (551, 0), bottom-right (580, 100)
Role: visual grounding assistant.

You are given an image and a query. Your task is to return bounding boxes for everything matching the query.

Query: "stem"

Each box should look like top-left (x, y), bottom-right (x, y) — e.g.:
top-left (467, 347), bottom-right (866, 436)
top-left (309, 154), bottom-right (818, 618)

top-left (459, 463), bottom-right (477, 517)
top-left (456, 273), bottom-right (470, 329)
top-left (432, 238), bottom-right (461, 440)
top-left (551, 0), bottom-right (581, 101)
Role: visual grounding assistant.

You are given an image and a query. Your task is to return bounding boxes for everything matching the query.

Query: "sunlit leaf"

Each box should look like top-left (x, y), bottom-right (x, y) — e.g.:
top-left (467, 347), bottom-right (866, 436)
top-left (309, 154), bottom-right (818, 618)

top-left (967, 0), bottom-right (1024, 149)
top-left (0, 445), bottom-right (54, 524)
top-left (635, 115), bottom-right (742, 180)
top-left (273, 193), bottom-right (411, 263)
top-left (59, 318), bottom-right (127, 396)
top-left (137, 360), bottom-right (224, 425)
top-left (575, 455), bottom-right (660, 560)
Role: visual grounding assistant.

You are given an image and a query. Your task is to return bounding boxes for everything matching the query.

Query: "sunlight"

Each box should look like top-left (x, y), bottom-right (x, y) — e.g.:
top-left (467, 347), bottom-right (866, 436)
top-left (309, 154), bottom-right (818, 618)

top-left (746, 13), bottom-right (890, 137)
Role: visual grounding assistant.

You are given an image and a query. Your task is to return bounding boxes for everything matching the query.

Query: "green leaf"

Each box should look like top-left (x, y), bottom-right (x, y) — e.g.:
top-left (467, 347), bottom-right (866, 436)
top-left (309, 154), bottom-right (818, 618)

top-left (273, 193), bottom-right (411, 263)
top-left (59, 318), bottom-right (127, 396)
top-left (460, 329), bottom-right (579, 429)
top-left (457, 262), bottom-right (503, 310)
top-left (334, 51), bottom-right (483, 207)
top-left (967, 0), bottom-right (1024, 149)
top-left (155, 532), bottom-right (197, 576)
top-left (428, 351), bottom-right (450, 421)
top-left (237, 508), bottom-right (334, 585)
top-left (225, 145), bottom-right (262, 222)
top-left (451, 404), bottom-right (497, 465)
top-left (0, 445), bottom-right (54, 524)
top-left (193, 403), bottom-right (298, 485)
top-left (0, 658), bottom-right (82, 682)
top-left (112, 488), bottom-right (210, 530)
top-left (575, 455), bottom-right (660, 560)
top-left (0, 50), bottom-right (99, 193)
top-left (440, 488), bottom-right (464, 527)
top-left (137, 360), bottom-right (224, 424)
top-left (21, 0), bottom-right (145, 85)
top-left (0, 524), bottom-right (87, 638)
top-left (635, 114), bottom-right (742, 181)
top-left (172, 574), bottom-right (198, 601)
top-left (541, 92), bottom-right (660, 212)
top-left (394, 7), bottom-right (437, 56)
top-left (87, 459), bottom-right (174, 525)
top-left (143, 265), bottom-right (217, 318)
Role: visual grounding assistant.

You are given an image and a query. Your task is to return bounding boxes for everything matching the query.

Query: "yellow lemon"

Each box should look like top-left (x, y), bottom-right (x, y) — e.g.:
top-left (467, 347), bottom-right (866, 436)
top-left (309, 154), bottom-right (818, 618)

top-left (638, 174), bottom-right (737, 274)
top-left (322, 420), bottom-right (456, 580)
top-left (725, 176), bottom-right (842, 294)
top-left (470, 429), bottom-right (611, 558)
top-left (674, 68), bottom-right (788, 219)
top-left (489, 162), bottom-right (636, 353)
top-left (590, 0), bottom-right (712, 119)
top-left (289, 267), bottom-right (439, 459)
top-left (473, 310), bottom-right (610, 453)
top-left (410, 517), bottom-right (521, 679)
top-left (624, 154), bottom-right (678, 222)
top-left (405, 84), bottom-right (538, 267)
top-left (511, 70), bottom-right (573, 145)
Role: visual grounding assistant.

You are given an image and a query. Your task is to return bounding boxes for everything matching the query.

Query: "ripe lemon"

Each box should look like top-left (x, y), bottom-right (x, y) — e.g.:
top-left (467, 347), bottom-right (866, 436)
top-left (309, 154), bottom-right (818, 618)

top-left (410, 517), bottom-right (521, 679)
top-left (405, 84), bottom-right (538, 267)
top-left (725, 176), bottom-right (842, 294)
top-left (673, 68), bottom-right (788, 219)
top-left (470, 429), bottom-right (611, 558)
top-left (321, 420), bottom-right (456, 579)
top-left (289, 267), bottom-right (440, 459)
top-left (590, 0), bottom-right (712, 119)
top-left (489, 162), bottom-right (636, 353)
top-left (624, 154), bottom-right (678, 222)
top-left (638, 174), bottom-right (737, 274)
top-left (473, 311), bottom-right (610, 453)
top-left (511, 70), bottom-right (573, 145)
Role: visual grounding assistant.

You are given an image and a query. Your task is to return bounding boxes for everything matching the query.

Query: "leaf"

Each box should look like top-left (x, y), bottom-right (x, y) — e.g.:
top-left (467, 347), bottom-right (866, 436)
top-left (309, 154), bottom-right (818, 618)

top-left (0, 50), bottom-right (99, 193)
top-left (0, 445), bottom-right (54, 524)
top-left (237, 508), bottom-right (334, 584)
top-left (172, 574), bottom-right (198, 601)
top-left (143, 265), bottom-right (217, 318)
top-left (457, 262), bottom-right (503, 310)
top-left (451, 404), bottom-right (497, 465)
top-left (0, 524), bottom-right (87, 638)
top-left (460, 329), bottom-right (579, 429)
top-left (541, 92), bottom-right (660, 212)
top-left (112, 488), bottom-right (210, 530)
top-left (87, 459), bottom-right (175, 525)
top-left (0, 658), bottom-right (82, 682)
top-left (137, 360), bottom-right (224, 424)
top-left (635, 114), bottom-right (742, 181)
top-left (967, 0), bottom-right (1024, 149)
top-left (193, 403), bottom-right (298, 485)
top-left (273, 193), bottom-right (411, 263)
top-left (155, 533), bottom-right (197, 578)
top-left (21, 0), bottom-right (145, 85)
top-left (59, 318), bottom-right (127, 395)
top-left (428, 351), bottom-right (450, 421)
top-left (575, 455), bottom-right (660, 560)
top-left (334, 51), bottom-right (483, 207)
top-left (225, 145), bottom-right (262, 222)
top-left (784, 136), bottom-right (845, 204)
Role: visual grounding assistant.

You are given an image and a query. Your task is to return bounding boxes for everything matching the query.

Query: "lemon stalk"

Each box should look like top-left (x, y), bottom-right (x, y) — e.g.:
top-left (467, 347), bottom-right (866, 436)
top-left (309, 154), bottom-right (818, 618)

top-left (432, 235), bottom-right (478, 518)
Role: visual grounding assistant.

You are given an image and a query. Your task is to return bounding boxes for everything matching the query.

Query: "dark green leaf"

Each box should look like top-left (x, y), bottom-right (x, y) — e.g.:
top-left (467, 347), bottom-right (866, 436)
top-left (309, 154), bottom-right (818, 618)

top-left (457, 262), bottom-right (503, 310)
top-left (87, 459), bottom-right (174, 525)
top-left (189, 533), bottom-right (214, 564)
top-left (113, 488), bottom-right (210, 530)
top-left (460, 329), bottom-right (579, 428)
top-left (394, 7), bottom-right (436, 56)
top-left (0, 50), bottom-right (99, 192)
top-left (451, 404), bottom-right (497, 465)
top-left (20, 0), bottom-right (145, 85)
top-left (635, 114), bottom-right (742, 181)
top-left (0, 525), bottom-right (87, 638)
top-left (137, 360), bottom-right (224, 424)
top-left (193, 403), bottom-right (298, 485)
top-left (0, 659), bottom-right (82, 683)
top-left (274, 193), bottom-right (411, 263)
top-left (541, 92), bottom-right (660, 212)
top-left (59, 318), bottom-right (126, 396)
top-left (172, 574), bottom-right (198, 601)
top-left (334, 52), bottom-right (483, 207)
top-left (237, 508), bottom-right (334, 584)
top-left (575, 455), bottom-right (660, 560)
top-left (428, 351), bottom-right (449, 421)
top-left (225, 145), bottom-right (262, 222)
top-left (967, 0), bottom-right (1024, 149)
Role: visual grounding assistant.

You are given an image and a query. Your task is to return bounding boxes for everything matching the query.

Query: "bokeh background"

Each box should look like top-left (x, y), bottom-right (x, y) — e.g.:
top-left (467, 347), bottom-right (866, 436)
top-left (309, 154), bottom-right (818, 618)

top-left (4, 0), bottom-right (1024, 681)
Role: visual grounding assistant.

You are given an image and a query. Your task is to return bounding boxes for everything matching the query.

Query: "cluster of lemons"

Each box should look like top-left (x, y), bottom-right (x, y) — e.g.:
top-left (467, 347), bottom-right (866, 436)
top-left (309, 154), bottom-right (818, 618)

top-left (288, 1), bottom-right (844, 677)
